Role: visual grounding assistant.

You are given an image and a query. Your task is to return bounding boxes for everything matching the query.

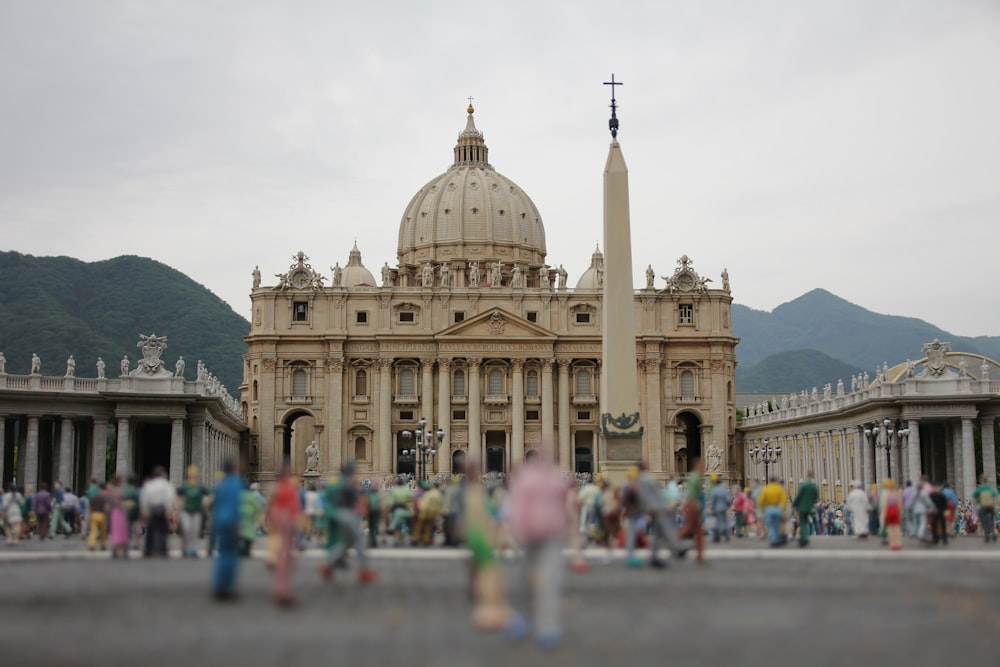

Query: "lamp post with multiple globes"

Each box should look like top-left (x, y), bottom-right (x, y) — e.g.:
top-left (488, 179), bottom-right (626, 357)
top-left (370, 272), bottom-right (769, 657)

top-left (401, 417), bottom-right (444, 482)
top-left (748, 438), bottom-right (783, 482)
top-left (864, 418), bottom-right (909, 481)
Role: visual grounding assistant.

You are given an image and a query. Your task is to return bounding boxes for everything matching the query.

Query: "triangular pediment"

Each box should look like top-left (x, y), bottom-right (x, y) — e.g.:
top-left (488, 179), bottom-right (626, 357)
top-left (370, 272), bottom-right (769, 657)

top-left (436, 307), bottom-right (557, 340)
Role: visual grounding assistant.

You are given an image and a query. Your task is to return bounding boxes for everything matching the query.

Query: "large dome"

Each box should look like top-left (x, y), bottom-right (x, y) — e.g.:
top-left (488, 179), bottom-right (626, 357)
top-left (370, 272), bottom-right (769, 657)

top-left (397, 106), bottom-right (547, 273)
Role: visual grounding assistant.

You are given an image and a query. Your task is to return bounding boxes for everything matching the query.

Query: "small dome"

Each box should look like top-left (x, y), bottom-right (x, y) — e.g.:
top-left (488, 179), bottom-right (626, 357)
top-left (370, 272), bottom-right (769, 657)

top-left (341, 243), bottom-right (376, 287)
top-left (575, 245), bottom-right (604, 290)
top-left (397, 106), bottom-right (546, 272)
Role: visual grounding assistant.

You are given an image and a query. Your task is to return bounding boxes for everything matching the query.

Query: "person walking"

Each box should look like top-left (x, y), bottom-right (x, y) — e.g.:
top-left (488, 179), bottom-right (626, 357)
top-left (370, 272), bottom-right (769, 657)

top-left (708, 475), bottom-right (733, 544)
top-left (88, 483), bottom-right (110, 551)
top-left (880, 479), bottom-right (903, 550)
top-left (677, 463), bottom-right (706, 562)
top-left (972, 474), bottom-right (999, 544)
top-left (319, 461), bottom-right (376, 584)
top-left (792, 471), bottom-right (820, 547)
top-left (140, 467), bottom-right (176, 557)
top-left (267, 464), bottom-right (302, 606)
top-left (33, 483), bottom-right (53, 540)
top-left (504, 452), bottom-right (572, 649)
top-left (177, 466), bottom-right (209, 558)
top-left (212, 459), bottom-right (244, 600)
top-left (2, 486), bottom-right (25, 545)
top-left (758, 476), bottom-right (788, 547)
top-left (846, 481), bottom-right (871, 538)
top-left (108, 475), bottom-right (130, 559)
top-left (928, 482), bottom-right (949, 546)
top-left (638, 464), bottom-right (687, 568)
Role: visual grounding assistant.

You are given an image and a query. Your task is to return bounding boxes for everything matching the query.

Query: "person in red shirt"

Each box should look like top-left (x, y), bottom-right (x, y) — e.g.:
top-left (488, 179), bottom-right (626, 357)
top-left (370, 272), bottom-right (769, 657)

top-left (267, 464), bottom-right (303, 606)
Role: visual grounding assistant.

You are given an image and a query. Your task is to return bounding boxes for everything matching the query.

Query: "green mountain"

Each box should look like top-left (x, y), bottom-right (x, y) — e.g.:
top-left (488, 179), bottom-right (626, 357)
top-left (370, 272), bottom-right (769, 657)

top-left (733, 288), bottom-right (1000, 391)
top-left (0, 251), bottom-right (249, 390)
top-left (736, 349), bottom-right (865, 393)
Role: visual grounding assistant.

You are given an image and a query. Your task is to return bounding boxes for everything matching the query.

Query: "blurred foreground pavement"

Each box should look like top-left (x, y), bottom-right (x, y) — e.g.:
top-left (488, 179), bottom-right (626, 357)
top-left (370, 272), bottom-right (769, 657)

top-left (1, 536), bottom-right (996, 667)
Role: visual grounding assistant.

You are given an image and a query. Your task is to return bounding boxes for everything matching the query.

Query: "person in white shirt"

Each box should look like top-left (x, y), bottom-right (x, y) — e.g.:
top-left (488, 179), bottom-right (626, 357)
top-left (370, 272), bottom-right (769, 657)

top-left (140, 466), bottom-right (176, 557)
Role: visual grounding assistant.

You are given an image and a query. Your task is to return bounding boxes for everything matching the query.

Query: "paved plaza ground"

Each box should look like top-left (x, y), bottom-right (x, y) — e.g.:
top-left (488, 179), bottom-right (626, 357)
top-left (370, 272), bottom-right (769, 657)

top-left (2, 536), bottom-right (998, 667)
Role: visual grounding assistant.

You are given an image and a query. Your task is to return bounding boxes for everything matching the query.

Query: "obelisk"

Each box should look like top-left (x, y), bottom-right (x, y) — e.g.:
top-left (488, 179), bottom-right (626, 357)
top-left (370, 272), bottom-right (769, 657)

top-left (599, 74), bottom-right (643, 479)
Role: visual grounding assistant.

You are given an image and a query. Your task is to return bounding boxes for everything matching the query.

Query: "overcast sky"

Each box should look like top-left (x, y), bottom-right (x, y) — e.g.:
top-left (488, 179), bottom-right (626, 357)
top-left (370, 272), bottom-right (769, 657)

top-left (2, 1), bottom-right (998, 337)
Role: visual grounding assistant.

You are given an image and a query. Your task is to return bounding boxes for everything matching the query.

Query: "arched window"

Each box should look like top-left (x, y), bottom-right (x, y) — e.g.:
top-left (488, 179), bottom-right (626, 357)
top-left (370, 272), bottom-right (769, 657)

top-left (354, 436), bottom-right (366, 460)
top-left (526, 370), bottom-right (538, 396)
top-left (292, 369), bottom-right (307, 396)
top-left (680, 370), bottom-right (695, 398)
top-left (575, 369), bottom-right (592, 396)
top-left (453, 370), bottom-right (466, 396)
top-left (356, 369), bottom-right (368, 396)
top-left (488, 368), bottom-right (503, 396)
top-left (399, 368), bottom-right (415, 396)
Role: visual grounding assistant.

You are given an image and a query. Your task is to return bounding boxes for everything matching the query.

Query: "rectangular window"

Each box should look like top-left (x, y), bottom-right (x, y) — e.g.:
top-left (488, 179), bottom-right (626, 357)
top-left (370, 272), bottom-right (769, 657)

top-left (453, 311), bottom-right (465, 323)
top-left (293, 302), bottom-right (308, 322)
top-left (452, 410), bottom-right (466, 421)
top-left (399, 311), bottom-right (415, 323)
top-left (526, 410), bottom-right (540, 421)
top-left (577, 411), bottom-right (591, 421)
top-left (679, 304), bottom-right (693, 325)
top-left (526, 311), bottom-right (538, 323)
top-left (575, 312), bottom-right (591, 324)
top-left (526, 374), bottom-right (538, 396)
top-left (356, 311), bottom-right (368, 324)
top-left (399, 410), bottom-right (414, 421)
top-left (453, 372), bottom-right (466, 396)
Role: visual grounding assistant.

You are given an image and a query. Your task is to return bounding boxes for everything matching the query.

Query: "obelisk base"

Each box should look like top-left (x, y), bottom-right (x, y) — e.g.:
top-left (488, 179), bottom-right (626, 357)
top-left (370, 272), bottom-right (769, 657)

top-left (598, 435), bottom-right (643, 485)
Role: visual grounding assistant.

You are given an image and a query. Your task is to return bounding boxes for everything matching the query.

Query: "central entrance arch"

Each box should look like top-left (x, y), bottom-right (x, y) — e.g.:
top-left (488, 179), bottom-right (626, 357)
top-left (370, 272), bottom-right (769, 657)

top-left (281, 410), bottom-right (315, 471)
top-left (675, 411), bottom-right (703, 474)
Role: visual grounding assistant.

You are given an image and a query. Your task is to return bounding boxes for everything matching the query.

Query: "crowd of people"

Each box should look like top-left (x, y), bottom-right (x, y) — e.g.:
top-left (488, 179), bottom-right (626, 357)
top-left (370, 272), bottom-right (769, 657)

top-left (2, 458), bottom-right (998, 648)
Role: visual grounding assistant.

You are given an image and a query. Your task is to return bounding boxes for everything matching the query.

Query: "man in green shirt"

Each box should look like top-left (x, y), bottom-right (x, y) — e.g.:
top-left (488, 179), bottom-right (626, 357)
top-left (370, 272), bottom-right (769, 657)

top-left (177, 466), bottom-right (209, 558)
top-left (792, 470), bottom-right (820, 547)
top-left (972, 474), bottom-right (999, 544)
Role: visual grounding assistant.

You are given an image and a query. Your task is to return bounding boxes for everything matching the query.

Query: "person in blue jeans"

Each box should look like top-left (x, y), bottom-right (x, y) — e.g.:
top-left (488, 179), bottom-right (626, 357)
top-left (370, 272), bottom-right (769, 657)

top-left (212, 459), bottom-right (244, 600)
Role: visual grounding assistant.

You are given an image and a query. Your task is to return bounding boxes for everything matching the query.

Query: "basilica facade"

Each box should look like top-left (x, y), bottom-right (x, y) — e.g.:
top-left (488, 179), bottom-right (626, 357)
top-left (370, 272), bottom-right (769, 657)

top-left (241, 106), bottom-right (738, 484)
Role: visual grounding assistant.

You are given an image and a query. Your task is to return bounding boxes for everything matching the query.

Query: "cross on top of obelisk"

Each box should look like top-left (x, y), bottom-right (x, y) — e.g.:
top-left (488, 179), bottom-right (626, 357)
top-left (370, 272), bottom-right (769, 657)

top-left (603, 74), bottom-right (623, 138)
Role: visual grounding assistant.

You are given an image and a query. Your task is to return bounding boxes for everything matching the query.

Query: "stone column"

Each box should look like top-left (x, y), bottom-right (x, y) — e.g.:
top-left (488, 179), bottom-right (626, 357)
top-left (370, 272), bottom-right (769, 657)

top-left (421, 358), bottom-right (435, 471)
top-left (329, 358), bottom-right (344, 472)
top-left (962, 417), bottom-right (976, 498)
top-left (23, 416), bottom-right (40, 489)
top-left (169, 417), bottom-right (185, 485)
top-left (115, 417), bottom-right (130, 477)
top-left (981, 416), bottom-right (997, 485)
top-left (91, 419), bottom-right (108, 483)
top-left (907, 419), bottom-right (922, 484)
top-left (0, 416), bottom-right (5, 487)
top-left (858, 426), bottom-right (872, 489)
top-left (378, 359), bottom-right (392, 476)
top-left (58, 418), bottom-right (73, 489)
top-left (512, 359), bottom-right (525, 466)
top-left (541, 359), bottom-right (555, 456)
top-left (190, 415), bottom-right (207, 483)
top-left (556, 359), bottom-right (570, 469)
top-left (437, 359), bottom-right (451, 475)
top-left (643, 359), bottom-right (663, 474)
top-left (468, 358), bottom-right (482, 467)
top-left (950, 422), bottom-right (961, 495)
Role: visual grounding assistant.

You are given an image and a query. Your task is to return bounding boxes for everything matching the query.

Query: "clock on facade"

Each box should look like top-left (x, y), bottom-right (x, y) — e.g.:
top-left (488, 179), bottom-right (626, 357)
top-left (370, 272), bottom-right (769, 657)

top-left (290, 269), bottom-right (311, 289)
top-left (676, 271), bottom-right (695, 291)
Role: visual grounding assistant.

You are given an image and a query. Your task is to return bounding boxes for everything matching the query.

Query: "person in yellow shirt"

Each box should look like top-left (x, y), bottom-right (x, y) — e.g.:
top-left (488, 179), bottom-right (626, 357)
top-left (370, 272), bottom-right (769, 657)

top-left (758, 476), bottom-right (788, 547)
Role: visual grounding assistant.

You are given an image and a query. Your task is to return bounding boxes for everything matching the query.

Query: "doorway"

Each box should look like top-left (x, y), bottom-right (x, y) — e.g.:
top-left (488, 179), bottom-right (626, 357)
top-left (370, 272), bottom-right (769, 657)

top-left (135, 422), bottom-right (171, 481)
top-left (486, 430), bottom-right (505, 473)
top-left (676, 412), bottom-right (702, 473)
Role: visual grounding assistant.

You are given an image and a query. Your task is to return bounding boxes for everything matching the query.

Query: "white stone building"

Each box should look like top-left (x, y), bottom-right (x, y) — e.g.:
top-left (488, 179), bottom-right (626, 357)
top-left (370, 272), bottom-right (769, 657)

top-left (0, 340), bottom-right (243, 490)
top-left (241, 106), bottom-right (738, 484)
top-left (739, 340), bottom-right (1000, 501)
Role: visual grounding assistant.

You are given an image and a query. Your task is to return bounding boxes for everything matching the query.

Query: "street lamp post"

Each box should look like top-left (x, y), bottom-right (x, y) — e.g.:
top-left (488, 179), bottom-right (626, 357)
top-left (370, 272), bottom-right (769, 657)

top-left (401, 417), bottom-right (444, 481)
top-left (748, 438), bottom-right (783, 482)
top-left (864, 418), bottom-right (909, 481)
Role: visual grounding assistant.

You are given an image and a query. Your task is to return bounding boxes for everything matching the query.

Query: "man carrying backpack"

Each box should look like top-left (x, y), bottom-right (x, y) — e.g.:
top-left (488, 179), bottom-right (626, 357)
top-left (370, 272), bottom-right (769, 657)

top-left (972, 474), bottom-right (999, 544)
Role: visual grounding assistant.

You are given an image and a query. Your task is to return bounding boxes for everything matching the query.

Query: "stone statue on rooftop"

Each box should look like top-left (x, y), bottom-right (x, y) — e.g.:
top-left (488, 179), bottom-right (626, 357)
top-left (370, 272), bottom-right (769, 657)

top-left (96, 357), bottom-right (106, 379)
top-left (31, 353), bottom-right (41, 375)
